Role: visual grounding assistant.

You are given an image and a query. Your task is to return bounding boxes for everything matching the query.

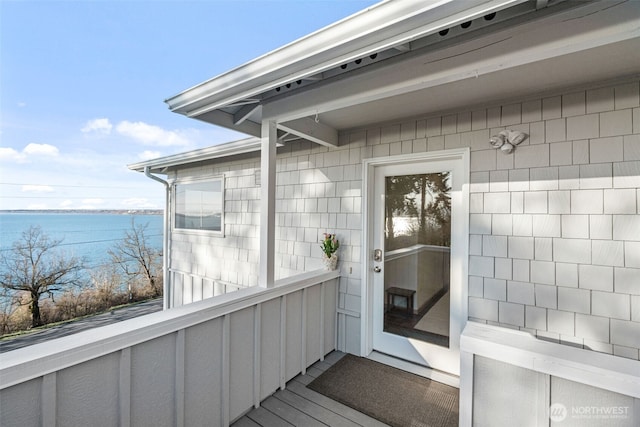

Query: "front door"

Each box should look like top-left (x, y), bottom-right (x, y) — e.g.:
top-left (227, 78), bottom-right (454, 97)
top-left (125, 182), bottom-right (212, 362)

top-left (366, 149), bottom-right (468, 376)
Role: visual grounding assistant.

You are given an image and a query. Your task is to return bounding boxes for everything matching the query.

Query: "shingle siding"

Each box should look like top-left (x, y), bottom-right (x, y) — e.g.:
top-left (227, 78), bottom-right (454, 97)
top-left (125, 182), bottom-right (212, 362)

top-left (170, 78), bottom-right (640, 360)
top-left (461, 79), bottom-right (640, 359)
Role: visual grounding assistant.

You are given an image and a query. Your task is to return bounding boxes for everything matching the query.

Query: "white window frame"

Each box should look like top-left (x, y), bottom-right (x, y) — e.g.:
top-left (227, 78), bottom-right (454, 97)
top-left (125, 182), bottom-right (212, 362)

top-left (172, 175), bottom-right (225, 236)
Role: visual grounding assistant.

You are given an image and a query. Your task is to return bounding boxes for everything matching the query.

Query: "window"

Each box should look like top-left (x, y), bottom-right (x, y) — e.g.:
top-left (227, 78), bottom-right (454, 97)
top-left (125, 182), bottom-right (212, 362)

top-left (174, 177), bottom-right (224, 233)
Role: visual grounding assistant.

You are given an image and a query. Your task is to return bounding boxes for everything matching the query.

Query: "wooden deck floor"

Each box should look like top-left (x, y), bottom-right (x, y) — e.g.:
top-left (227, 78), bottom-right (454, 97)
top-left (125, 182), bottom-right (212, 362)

top-left (231, 351), bottom-right (389, 427)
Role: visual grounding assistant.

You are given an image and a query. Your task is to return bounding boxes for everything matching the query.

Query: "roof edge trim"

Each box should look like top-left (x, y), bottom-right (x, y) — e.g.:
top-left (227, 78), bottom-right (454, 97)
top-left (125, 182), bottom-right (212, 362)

top-left (128, 137), bottom-right (263, 173)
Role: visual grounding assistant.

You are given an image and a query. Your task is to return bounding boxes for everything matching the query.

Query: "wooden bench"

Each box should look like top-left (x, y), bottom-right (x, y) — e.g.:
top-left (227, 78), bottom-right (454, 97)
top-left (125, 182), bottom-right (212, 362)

top-left (386, 286), bottom-right (416, 314)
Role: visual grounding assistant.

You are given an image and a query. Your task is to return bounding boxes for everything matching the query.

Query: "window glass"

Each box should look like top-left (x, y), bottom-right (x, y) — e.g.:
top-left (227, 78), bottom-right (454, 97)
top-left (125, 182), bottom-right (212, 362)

top-left (174, 179), bottom-right (223, 232)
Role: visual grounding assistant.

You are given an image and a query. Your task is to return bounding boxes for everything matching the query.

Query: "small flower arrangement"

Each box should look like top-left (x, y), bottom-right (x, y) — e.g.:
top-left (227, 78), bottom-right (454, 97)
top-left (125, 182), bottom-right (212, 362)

top-left (320, 233), bottom-right (340, 258)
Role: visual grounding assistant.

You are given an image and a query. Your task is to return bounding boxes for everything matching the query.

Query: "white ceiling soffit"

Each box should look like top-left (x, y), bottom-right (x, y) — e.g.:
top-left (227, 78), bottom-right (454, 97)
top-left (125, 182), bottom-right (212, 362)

top-left (323, 39), bottom-right (640, 130)
top-left (265, 0), bottom-right (640, 129)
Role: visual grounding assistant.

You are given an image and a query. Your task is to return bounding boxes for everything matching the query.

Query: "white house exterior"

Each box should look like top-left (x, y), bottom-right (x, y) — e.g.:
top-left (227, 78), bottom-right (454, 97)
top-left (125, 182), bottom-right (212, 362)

top-left (2, 1), bottom-right (639, 426)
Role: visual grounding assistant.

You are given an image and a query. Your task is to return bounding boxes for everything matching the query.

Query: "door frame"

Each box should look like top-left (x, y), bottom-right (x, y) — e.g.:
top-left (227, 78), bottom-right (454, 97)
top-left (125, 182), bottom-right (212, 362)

top-left (360, 148), bottom-right (470, 378)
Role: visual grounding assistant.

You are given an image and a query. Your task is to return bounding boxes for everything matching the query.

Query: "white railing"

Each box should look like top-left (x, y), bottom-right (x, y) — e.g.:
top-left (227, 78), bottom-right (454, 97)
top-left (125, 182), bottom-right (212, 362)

top-left (459, 322), bottom-right (640, 426)
top-left (0, 270), bottom-right (339, 427)
top-left (169, 269), bottom-right (251, 308)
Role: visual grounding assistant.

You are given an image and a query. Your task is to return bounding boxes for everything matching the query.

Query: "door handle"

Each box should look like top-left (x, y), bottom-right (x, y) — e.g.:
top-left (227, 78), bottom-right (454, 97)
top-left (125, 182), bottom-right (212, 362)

top-left (373, 266), bottom-right (382, 273)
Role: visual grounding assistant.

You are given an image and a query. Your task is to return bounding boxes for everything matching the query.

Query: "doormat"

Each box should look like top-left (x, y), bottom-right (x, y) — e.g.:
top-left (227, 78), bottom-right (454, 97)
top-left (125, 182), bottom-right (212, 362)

top-left (308, 354), bottom-right (458, 427)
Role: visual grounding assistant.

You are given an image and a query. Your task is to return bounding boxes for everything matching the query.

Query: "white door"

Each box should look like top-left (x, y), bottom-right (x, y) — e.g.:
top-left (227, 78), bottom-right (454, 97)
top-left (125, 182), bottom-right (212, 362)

top-left (366, 149), bottom-right (468, 376)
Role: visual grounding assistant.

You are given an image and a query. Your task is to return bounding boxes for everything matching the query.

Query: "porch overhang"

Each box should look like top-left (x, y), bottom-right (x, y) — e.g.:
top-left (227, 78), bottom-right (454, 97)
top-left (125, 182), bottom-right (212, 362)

top-left (164, 0), bottom-right (640, 143)
top-left (166, 0), bottom-right (529, 117)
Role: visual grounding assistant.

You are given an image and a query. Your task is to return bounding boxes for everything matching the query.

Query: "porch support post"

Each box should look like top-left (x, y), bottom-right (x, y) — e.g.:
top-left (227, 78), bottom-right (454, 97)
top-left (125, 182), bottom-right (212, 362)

top-left (259, 120), bottom-right (277, 287)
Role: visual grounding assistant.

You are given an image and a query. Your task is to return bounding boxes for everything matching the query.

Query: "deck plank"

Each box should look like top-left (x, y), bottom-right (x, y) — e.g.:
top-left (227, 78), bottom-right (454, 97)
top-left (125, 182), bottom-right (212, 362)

top-left (292, 373), bottom-right (315, 386)
top-left (235, 352), bottom-right (389, 427)
top-left (311, 360), bottom-right (335, 373)
top-left (304, 365), bottom-right (325, 379)
top-left (230, 416), bottom-right (261, 427)
top-left (287, 381), bottom-right (389, 427)
top-left (260, 396), bottom-right (327, 427)
top-left (274, 388), bottom-right (361, 427)
top-left (245, 406), bottom-right (294, 427)
top-left (323, 351), bottom-right (346, 365)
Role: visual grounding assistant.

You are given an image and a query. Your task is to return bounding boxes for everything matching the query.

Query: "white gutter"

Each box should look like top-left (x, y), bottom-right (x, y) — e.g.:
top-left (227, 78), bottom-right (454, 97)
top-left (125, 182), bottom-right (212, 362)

top-left (128, 137), bottom-right (285, 174)
top-left (144, 166), bottom-right (171, 310)
top-left (128, 137), bottom-right (269, 173)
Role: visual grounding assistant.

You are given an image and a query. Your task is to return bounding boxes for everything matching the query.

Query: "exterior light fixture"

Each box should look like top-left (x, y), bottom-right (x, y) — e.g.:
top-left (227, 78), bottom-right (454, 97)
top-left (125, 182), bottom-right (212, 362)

top-left (489, 130), bottom-right (527, 154)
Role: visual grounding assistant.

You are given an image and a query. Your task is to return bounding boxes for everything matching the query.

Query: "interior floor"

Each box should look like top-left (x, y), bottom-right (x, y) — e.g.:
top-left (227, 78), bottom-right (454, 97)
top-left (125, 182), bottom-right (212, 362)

top-left (384, 289), bottom-right (450, 348)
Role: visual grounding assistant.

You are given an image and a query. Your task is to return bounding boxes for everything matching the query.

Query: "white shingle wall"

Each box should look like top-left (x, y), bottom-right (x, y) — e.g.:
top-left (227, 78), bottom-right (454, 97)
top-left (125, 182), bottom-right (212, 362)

top-left (170, 79), bottom-right (639, 359)
top-left (170, 158), bottom-right (262, 289)
top-left (460, 80), bottom-right (640, 360)
top-left (350, 79), bottom-right (639, 359)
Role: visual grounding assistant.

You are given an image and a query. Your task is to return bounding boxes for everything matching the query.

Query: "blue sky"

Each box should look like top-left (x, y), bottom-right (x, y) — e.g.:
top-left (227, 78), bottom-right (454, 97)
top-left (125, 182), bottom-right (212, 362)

top-left (0, 0), bottom-right (378, 210)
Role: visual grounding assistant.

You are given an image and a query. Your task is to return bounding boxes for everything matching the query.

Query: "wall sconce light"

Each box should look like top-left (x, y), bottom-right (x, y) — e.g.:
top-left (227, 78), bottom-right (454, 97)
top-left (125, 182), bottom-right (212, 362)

top-left (489, 130), bottom-right (527, 154)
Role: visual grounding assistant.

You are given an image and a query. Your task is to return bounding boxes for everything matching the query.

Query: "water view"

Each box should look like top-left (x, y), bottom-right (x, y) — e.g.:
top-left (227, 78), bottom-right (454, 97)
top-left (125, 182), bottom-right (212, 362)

top-left (0, 210), bottom-right (164, 334)
top-left (0, 211), bottom-right (163, 271)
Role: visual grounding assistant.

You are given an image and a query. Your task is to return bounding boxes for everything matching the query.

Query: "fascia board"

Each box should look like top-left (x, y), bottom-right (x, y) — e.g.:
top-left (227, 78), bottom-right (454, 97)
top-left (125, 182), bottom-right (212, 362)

top-left (127, 137), bottom-right (262, 172)
top-left (165, 0), bottom-right (524, 116)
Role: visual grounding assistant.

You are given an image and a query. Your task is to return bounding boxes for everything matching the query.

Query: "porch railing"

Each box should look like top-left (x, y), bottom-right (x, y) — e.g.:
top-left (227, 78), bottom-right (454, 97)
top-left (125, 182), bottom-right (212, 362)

top-left (169, 268), bottom-right (251, 308)
top-left (0, 270), bottom-right (339, 427)
top-left (459, 322), bottom-right (640, 426)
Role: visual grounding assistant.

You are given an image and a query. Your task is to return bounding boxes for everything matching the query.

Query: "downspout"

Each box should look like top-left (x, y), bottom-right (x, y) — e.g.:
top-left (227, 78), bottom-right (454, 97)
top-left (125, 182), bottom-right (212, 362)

top-left (144, 166), bottom-right (171, 310)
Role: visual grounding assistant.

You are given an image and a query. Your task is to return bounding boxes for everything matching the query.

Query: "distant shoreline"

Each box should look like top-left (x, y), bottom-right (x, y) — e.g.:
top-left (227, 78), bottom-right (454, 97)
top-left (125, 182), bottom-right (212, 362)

top-left (0, 209), bottom-right (163, 215)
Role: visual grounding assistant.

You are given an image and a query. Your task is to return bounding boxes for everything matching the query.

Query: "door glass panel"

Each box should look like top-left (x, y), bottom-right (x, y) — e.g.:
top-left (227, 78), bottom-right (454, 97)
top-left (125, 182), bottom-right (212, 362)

top-left (383, 172), bottom-right (451, 347)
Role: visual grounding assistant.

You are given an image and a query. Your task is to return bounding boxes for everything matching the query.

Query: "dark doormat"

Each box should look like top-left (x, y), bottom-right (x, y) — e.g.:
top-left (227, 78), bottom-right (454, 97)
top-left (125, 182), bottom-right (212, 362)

top-left (308, 354), bottom-right (458, 427)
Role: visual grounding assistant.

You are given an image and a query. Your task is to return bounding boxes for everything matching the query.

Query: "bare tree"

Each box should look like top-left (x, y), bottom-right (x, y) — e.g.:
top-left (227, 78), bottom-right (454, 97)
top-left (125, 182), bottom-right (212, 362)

top-left (0, 226), bottom-right (83, 328)
top-left (109, 219), bottom-right (162, 300)
top-left (0, 287), bottom-right (18, 334)
top-left (90, 263), bottom-right (127, 309)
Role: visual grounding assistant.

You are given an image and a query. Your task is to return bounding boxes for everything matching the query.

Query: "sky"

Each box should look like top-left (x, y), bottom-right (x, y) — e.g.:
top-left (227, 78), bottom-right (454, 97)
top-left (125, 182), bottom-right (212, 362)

top-left (0, 0), bottom-right (379, 210)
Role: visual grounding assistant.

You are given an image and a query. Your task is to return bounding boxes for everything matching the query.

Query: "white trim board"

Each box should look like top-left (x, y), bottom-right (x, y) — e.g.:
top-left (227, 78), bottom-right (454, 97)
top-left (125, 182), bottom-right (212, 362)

top-left (460, 322), bottom-right (640, 399)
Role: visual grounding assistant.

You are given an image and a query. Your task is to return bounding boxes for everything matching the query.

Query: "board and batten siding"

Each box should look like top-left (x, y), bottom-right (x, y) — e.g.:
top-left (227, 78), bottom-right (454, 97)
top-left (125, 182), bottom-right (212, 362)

top-left (0, 274), bottom-right (338, 427)
top-left (169, 78), bottom-right (639, 360)
top-left (459, 321), bottom-right (640, 426)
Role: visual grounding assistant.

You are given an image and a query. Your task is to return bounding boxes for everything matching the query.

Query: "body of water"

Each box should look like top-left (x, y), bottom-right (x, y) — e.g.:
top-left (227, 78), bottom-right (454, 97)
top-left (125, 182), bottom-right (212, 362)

top-left (0, 212), bottom-right (163, 271)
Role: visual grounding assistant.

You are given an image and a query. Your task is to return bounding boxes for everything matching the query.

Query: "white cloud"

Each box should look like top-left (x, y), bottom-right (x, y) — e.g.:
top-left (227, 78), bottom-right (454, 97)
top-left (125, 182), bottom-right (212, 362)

top-left (23, 143), bottom-right (59, 156)
top-left (138, 150), bottom-right (162, 160)
top-left (60, 200), bottom-right (74, 208)
top-left (0, 147), bottom-right (24, 162)
top-left (18, 102), bottom-right (27, 108)
top-left (0, 144), bottom-right (59, 163)
top-left (116, 121), bottom-right (190, 147)
top-left (22, 185), bottom-right (54, 193)
top-left (81, 118), bottom-right (113, 135)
